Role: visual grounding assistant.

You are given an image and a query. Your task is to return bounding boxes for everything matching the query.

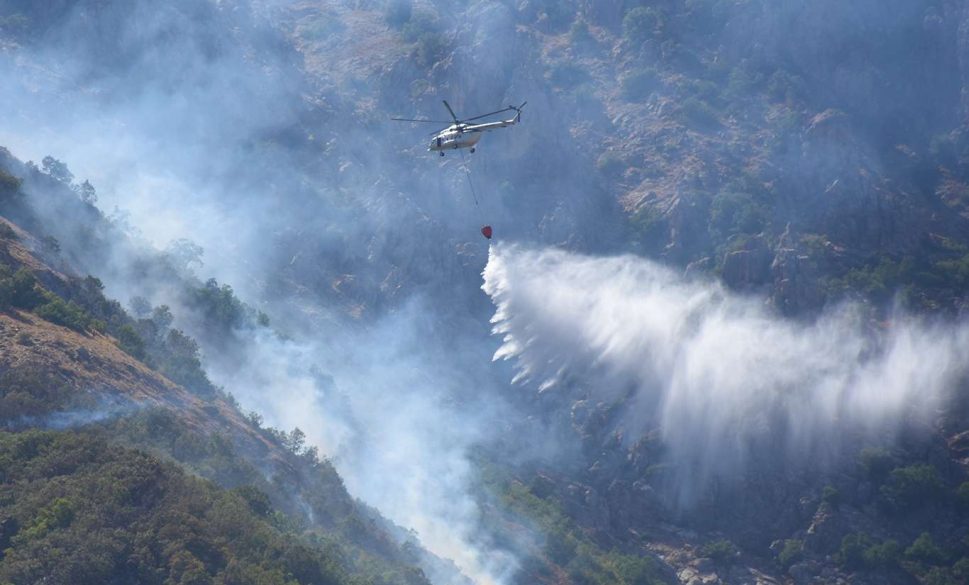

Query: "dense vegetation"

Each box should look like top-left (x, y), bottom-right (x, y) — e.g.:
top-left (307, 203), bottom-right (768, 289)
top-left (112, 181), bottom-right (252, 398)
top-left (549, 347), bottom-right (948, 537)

top-left (0, 162), bottom-right (432, 585)
top-left (477, 465), bottom-right (669, 585)
top-left (2, 1), bottom-right (969, 585)
top-left (0, 430), bottom-right (353, 585)
top-left (0, 255), bottom-right (220, 399)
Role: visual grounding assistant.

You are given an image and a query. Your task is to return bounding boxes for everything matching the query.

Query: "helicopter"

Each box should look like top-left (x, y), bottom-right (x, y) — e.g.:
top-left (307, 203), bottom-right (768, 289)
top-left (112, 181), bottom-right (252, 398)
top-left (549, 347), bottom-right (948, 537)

top-left (393, 100), bottom-right (526, 156)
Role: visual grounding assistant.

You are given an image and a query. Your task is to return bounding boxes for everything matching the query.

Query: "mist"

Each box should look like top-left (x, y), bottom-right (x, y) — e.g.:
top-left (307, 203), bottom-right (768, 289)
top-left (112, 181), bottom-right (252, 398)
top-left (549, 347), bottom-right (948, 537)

top-left (4, 0), bottom-right (969, 583)
top-left (483, 243), bottom-right (969, 503)
top-left (0, 2), bottom-right (534, 583)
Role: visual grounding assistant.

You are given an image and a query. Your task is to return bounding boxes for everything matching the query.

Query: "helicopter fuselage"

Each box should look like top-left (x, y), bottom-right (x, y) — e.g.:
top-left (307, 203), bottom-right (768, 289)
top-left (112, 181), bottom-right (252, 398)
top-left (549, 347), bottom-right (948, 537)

top-left (428, 117), bottom-right (518, 153)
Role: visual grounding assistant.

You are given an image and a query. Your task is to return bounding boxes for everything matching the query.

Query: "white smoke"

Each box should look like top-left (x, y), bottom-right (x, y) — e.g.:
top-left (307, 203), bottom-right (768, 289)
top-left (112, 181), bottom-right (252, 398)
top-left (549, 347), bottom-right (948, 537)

top-left (483, 243), bottom-right (969, 501)
top-left (2, 398), bottom-right (143, 431)
top-left (202, 301), bottom-right (518, 585)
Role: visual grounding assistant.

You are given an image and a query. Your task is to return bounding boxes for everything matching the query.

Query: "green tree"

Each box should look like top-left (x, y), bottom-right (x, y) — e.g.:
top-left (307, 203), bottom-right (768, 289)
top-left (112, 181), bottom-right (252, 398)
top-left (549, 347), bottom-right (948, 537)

top-left (0, 168), bottom-right (22, 196)
top-left (76, 179), bottom-right (97, 204)
top-left (166, 238), bottom-right (204, 272)
top-left (41, 155), bottom-right (73, 184)
top-left (8, 268), bottom-right (44, 309)
top-left (905, 532), bottom-right (946, 565)
top-left (858, 447), bottom-right (894, 481)
top-left (623, 7), bottom-right (663, 46)
top-left (863, 539), bottom-right (900, 569)
top-left (621, 68), bottom-right (659, 101)
top-left (821, 485), bottom-right (841, 508)
top-left (880, 464), bottom-right (944, 511)
top-left (957, 482), bottom-right (969, 512)
top-left (36, 294), bottom-right (99, 332)
top-left (699, 538), bottom-right (737, 565)
top-left (385, 0), bottom-right (412, 28)
top-left (777, 539), bottom-right (803, 571)
top-left (116, 324), bottom-right (147, 359)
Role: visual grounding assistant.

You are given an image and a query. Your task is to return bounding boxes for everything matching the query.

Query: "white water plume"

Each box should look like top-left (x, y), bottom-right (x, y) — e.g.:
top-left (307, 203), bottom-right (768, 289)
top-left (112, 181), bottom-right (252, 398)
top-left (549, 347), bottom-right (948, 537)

top-left (483, 243), bottom-right (969, 499)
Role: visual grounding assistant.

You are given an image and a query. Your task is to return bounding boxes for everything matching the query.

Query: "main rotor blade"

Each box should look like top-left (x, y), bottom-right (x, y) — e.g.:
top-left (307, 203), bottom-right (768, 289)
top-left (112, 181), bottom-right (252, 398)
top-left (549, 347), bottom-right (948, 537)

top-left (391, 117), bottom-right (454, 123)
top-left (463, 107), bottom-right (515, 122)
top-left (442, 100), bottom-right (460, 123)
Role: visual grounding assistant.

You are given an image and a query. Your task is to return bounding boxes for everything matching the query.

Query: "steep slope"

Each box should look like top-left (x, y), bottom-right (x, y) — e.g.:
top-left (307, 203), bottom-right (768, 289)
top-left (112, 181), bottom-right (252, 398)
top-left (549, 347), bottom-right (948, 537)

top-left (0, 180), bottom-right (440, 585)
top-left (306, 0), bottom-right (969, 309)
top-left (3, 2), bottom-right (969, 585)
top-left (0, 431), bottom-right (353, 585)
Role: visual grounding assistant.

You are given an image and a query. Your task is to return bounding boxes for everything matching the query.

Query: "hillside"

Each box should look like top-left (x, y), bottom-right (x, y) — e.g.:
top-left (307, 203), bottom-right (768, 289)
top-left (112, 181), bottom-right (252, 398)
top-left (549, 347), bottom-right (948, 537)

top-left (2, 2), bottom-right (969, 585)
top-left (0, 172), bottom-right (443, 584)
top-left (0, 145), bottom-right (675, 585)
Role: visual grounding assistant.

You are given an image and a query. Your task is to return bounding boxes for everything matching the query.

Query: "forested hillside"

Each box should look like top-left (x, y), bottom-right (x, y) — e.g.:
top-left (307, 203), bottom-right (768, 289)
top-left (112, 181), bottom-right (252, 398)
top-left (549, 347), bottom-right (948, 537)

top-left (0, 159), bottom-right (445, 585)
top-left (2, 2), bottom-right (969, 585)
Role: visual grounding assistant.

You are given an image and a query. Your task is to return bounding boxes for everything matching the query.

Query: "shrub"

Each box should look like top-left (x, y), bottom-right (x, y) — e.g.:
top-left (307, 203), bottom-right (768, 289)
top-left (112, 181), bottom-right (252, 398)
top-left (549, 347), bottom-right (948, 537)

top-left (0, 270), bottom-right (11, 309)
top-left (156, 329), bottom-right (218, 397)
top-left (839, 532), bottom-right (872, 569)
top-left (569, 18), bottom-right (595, 48)
top-left (954, 558), bottom-right (969, 580)
top-left (821, 485), bottom-right (841, 509)
top-left (630, 204), bottom-right (667, 252)
top-left (767, 69), bottom-right (806, 104)
top-left (935, 254), bottom-right (969, 289)
top-left (700, 538), bottom-right (737, 565)
top-left (400, 11), bottom-right (439, 42)
top-left (39, 235), bottom-right (60, 254)
top-left (414, 32), bottom-right (447, 67)
top-left (858, 447), bottom-right (894, 481)
top-left (863, 539), bottom-right (900, 569)
top-left (116, 324), bottom-right (147, 359)
top-left (679, 97), bottom-right (720, 131)
top-left (16, 497), bottom-right (75, 542)
top-left (384, 0), bottom-right (412, 28)
top-left (839, 533), bottom-right (899, 570)
top-left (956, 481), bottom-right (969, 512)
top-left (623, 7), bottom-right (663, 46)
top-left (35, 295), bottom-right (94, 332)
top-left (547, 61), bottom-right (589, 90)
top-left (0, 222), bottom-right (17, 240)
top-left (924, 566), bottom-right (962, 585)
top-left (708, 191), bottom-right (767, 239)
top-left (537, 2), bottom-right (575, 33)
top-left (905, 532), bottom-right (946, 565)
top-left (189, 278), bottom-right (245, 334)
top-left (608, 551), bottom-right (663, 585)
top-left (596, 151), bottom-right (626, 177)
top-left (778, 539), bottom-right (803, 571)
top-left (0, 168), bottom-right (22, 196)
top-left (8, 268), bottom-right (44, 310)
top-left (621, 68), bottom-right (660, 101)
top-left (880, 464), bottom-right (944, 511)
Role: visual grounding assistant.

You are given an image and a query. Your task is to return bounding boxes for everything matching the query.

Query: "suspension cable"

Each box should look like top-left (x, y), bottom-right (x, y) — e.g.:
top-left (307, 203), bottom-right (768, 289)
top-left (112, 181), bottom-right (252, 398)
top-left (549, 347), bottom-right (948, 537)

top-left (459, 148), bottom-right (479, 207)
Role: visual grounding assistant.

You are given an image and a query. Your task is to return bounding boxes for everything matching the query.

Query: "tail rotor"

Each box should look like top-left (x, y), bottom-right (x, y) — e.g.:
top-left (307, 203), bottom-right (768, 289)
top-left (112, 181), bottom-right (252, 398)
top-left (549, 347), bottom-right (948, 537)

top-left (511, 101), bottom-right (527, 123)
